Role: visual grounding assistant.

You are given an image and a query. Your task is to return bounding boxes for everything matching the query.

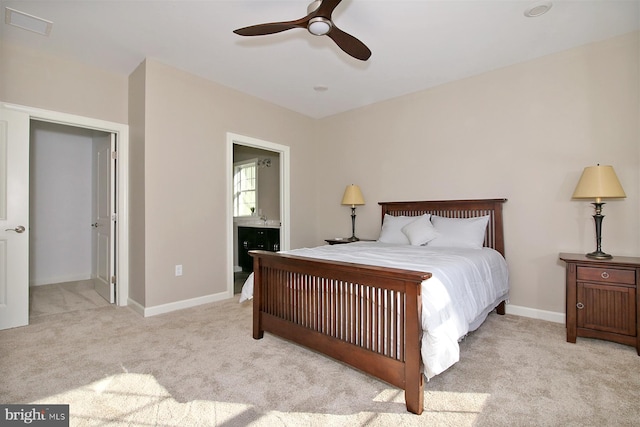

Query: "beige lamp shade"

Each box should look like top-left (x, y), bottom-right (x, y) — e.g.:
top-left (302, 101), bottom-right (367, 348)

top-left (341, 184), bottom-right (365, 207)
top-left (572, 165), bottom-right (626, 203)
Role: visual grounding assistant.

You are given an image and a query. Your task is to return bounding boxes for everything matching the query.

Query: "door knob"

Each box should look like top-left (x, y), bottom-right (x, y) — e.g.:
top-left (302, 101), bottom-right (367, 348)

top-left (5, 225), bottom-right (25, 233)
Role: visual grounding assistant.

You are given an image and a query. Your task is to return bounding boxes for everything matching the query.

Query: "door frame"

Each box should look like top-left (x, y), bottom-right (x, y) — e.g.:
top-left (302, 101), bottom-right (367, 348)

top-left (3, 102), bottom-right (129, 306)
top-left (226, 132), bottom-right (290, 296)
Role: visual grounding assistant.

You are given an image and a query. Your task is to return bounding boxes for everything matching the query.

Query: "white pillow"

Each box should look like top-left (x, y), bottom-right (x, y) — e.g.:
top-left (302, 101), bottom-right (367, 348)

top-left (378, 214), bottom-right (429, 244)
top-left (401, 214), bottom-right (439, 246)
top-left (428, 215), bottom-right (490, 249)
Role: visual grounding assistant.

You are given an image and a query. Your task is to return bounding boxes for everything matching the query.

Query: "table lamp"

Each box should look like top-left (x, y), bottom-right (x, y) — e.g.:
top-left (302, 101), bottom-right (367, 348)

top-left (572, 164), bottom-right (626, 259)
top-left (341, 184), bottom-right (365, 241)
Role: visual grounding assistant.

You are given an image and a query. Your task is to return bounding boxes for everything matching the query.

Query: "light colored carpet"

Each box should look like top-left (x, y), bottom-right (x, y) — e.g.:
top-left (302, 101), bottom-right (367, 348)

top-left (29, 280), bottom-right (111, 319)
top-left (1, 289), bottom-right (639, 426)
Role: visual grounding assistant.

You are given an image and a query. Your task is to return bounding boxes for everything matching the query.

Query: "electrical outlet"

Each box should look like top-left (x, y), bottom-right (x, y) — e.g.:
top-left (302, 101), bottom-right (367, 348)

top-left (175, 264), bottom-right (183, 276)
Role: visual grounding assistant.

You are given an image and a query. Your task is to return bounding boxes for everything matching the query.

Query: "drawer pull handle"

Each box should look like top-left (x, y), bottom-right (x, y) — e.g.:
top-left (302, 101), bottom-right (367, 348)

top-left (601, 271), bottom-right (610, 279)
top-left (576, 302), bottom-right (585, 310)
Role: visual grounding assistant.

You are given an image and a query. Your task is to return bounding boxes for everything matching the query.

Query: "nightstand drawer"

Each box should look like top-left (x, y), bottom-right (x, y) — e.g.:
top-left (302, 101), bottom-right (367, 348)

top-left (577, 266), bottom-right (635, 285)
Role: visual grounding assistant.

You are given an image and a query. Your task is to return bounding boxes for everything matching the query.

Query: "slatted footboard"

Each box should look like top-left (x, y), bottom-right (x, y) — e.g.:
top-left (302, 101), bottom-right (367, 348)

top-left (250, 251), bottom-right (431, 414)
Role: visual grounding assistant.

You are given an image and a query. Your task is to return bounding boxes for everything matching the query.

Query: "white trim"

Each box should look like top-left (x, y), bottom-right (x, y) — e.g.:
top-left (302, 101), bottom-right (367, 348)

top-left (126, 298), bottom-right (145, 317)
top-left (2, 102), bottom-right (130, 307)
top-left (141, 291), bottom-right (230, 317)
top-left (505, 303), bottom-right (565, 324)
top-left (226, 132), bottom-right (291, 297)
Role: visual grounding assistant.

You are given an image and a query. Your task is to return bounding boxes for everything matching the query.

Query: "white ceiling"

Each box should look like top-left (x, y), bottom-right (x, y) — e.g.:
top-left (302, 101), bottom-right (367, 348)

top-left (2, 1), bottom-right (639, 118)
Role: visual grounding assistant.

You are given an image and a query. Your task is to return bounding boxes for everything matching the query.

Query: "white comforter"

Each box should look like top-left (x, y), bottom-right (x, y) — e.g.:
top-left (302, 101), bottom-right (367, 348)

top-left (239, 241), bottom-right (509, 379)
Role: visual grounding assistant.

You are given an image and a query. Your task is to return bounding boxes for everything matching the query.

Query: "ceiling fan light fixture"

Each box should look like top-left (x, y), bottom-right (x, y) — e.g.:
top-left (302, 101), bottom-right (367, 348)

top-left (308, 17), bottom-right (332, 36)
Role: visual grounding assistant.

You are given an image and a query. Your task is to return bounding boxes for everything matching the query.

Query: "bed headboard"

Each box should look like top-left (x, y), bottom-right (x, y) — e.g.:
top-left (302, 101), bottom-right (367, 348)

top-left (378, 199), bottom-right (507, 256)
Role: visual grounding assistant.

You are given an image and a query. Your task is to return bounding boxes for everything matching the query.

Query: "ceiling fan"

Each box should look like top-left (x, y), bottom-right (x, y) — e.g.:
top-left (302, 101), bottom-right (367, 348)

top-left (233, 0), bottom-right (371, 61)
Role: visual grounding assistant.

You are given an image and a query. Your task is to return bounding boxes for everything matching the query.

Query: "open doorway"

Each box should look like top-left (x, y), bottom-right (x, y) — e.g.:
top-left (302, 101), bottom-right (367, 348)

top-left (0, 103), bottom-right (128, 330)
top-left (232, 145), bottom-right (280, 293)
top-left (28, 120), bottom-right (116, 319)
top-left (226, 133), bottom-right (290, 298)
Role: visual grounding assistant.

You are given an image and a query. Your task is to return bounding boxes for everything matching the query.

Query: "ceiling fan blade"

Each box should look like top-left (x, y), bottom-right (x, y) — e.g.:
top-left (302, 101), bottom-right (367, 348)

top-left (327, 26), bottom-right (371, 61)
top-left (315, 0), bottom-right (343, 17)
top-left (234, 21), bottom-right (303, 37)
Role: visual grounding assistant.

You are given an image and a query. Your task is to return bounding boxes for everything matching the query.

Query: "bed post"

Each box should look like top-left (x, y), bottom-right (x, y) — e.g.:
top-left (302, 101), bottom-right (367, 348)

top-left (252, 257), bottom-right (264, 340)
top-left (404, 280), bottom-right (424, 414)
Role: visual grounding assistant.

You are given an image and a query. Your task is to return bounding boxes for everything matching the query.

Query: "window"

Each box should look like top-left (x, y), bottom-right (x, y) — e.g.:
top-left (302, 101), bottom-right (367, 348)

top-left (233, 159), bottom-right (257, 217)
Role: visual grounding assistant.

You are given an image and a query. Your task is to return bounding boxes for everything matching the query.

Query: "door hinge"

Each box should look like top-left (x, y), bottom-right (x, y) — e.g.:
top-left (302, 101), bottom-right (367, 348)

top-left (111, 151), bottom-right (117, 160)
top-left (111, 213), bottom-right (118, 221)
top-left (111, 275), bottom-right (117, 284)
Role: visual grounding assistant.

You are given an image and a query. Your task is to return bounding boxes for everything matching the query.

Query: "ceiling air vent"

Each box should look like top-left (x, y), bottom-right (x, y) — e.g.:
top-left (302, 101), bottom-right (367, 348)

top-left (5, 7), bottom-right (52, 36)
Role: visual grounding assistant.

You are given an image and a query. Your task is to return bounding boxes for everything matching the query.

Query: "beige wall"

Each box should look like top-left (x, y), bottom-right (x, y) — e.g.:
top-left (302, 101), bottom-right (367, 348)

top-left (3, 31), bottom-right (638, 317)
top-left (314, 32), bottom-right (640, 315)
top-left (0, 42), bottom-right (128, 124)
top-left (134, 60), bottom-right (316, 307)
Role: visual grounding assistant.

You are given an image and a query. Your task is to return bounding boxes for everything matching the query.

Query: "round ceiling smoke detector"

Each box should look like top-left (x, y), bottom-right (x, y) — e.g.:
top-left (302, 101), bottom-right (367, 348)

top-left (524, 2), bottom-right (553, 17)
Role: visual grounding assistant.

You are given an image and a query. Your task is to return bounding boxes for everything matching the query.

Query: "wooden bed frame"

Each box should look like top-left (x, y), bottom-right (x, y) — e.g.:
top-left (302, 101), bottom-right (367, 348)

top-left (250, 198), bottom-right (507, 414)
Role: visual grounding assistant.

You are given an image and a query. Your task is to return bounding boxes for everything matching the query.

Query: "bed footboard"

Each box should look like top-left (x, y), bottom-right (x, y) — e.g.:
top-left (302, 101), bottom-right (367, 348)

top-left (251, 250), bottom-right (432, 415)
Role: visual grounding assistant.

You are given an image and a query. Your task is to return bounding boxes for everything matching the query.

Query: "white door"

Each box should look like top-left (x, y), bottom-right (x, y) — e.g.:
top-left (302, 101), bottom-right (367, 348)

top-left (93, 133), bottom-right (115, 303)
top-left (0, 107), bottom-right (29, 330)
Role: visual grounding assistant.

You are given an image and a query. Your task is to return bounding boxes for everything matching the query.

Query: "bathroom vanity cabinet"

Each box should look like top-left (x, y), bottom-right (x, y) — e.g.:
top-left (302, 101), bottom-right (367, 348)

top-left (238, 226), bottom-right (280, 272)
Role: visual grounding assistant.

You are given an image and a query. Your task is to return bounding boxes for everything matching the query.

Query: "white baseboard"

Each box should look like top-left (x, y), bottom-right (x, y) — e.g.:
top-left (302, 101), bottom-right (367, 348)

top-left (140, 291), bottom-right (233, 317)
top-left (506, 303), bottom-right (565, 324)
top-left (126, 298), bottom-right (145, 316)
top-left (128, 293), bottom-right (565, 324)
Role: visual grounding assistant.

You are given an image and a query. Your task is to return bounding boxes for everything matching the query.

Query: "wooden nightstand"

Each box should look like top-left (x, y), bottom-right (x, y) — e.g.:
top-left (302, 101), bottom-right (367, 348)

top-left (560, 253), bottom-right (640, 355)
